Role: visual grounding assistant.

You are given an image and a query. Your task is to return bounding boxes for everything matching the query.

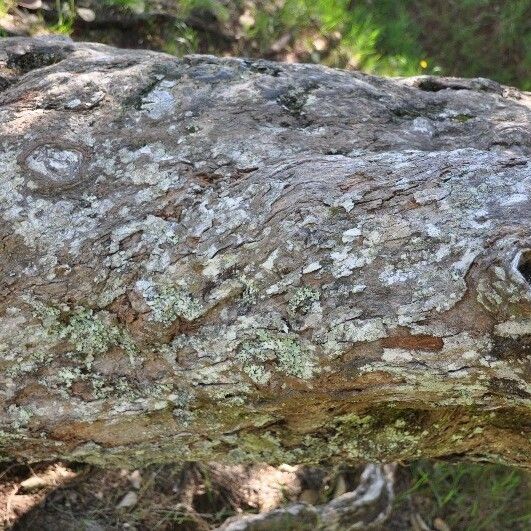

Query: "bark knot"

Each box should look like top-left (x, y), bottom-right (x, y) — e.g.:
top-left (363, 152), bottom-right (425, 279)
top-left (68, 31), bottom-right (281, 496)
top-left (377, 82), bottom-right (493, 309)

top-left (19, 142), bottom-right (91, 194)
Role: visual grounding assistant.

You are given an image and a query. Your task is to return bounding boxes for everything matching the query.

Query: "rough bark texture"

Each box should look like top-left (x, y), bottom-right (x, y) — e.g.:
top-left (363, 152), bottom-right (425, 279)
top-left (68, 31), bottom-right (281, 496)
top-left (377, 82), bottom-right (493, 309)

top-left (0, 37), bottom-right (530, 468)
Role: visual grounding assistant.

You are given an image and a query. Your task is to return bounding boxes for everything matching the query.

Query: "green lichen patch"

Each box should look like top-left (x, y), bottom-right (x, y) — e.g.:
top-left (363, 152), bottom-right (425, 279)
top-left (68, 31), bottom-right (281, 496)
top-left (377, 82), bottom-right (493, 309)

top-left (236, 330), bottom-right (316, 383)
top-left (240, 276), bottom-right (259, 305)
top-left (51, 365), bottom-right (180, 407)
top-left (5, 349), bottom-right (51, 378)
top-left (229, 432), bottom-right (300, 464)
top-left (452, 113), bottom-right (475, 123)
top-left (25, 298), bottom-right (138, 367)
top-left (26, 299), bottom-right (61, 332)
top-left (136, 280), bottom-right (203, 324)
top-left (59, 308), bottom-right (138, 367)
top-left (61, 309), bottom-right (118, 356)
top-left (316, 406), bottom-right (519, 463)
top-left (288, 286), bottom-right (320, 314)
top-left (6, 404), bottom-right (33, 430)
top-left (276, 83), bottom-right (316, 118)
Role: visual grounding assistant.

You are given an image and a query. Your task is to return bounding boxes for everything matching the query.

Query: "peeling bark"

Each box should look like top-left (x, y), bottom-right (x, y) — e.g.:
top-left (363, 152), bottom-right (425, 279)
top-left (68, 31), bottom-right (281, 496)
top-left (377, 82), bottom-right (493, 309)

top-left (0, 37), bottom-right (530, 467)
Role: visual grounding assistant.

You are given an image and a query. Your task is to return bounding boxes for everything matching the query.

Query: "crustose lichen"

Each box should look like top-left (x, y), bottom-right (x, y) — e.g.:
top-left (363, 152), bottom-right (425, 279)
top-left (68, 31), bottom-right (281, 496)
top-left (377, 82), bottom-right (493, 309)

top-left (288, 286), bottom-right (320, 314)
top-left (236, 329), bottom-right (316, 384)
top-left (59, 308), bottom-right (138, 367)
top-left (136, 280), bottom-right (203, 324)
top-left (26, 298), bottom-right (138, 368)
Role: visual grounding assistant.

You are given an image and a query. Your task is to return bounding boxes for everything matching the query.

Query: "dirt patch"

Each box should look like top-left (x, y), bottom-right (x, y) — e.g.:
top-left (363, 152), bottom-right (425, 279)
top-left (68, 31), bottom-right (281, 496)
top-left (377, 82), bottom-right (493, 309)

top-left (1, 461), bottom-right (528, 530)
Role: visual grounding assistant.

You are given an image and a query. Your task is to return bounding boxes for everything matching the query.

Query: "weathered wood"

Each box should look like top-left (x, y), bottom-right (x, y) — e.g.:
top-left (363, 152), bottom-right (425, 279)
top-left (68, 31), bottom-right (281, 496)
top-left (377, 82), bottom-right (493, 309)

top-left (0, 37), bottom-right (530, 467)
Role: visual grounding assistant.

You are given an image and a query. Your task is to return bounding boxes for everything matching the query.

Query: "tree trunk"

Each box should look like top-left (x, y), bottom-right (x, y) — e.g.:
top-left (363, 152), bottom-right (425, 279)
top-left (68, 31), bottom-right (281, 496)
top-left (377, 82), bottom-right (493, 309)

top-left (0, 36), bottom-right (530, 468)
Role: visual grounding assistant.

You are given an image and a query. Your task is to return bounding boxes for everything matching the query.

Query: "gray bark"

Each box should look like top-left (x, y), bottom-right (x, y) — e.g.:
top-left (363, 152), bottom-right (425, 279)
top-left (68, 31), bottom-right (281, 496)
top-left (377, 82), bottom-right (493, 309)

top-left (0, 36), bottom-right (530, 468)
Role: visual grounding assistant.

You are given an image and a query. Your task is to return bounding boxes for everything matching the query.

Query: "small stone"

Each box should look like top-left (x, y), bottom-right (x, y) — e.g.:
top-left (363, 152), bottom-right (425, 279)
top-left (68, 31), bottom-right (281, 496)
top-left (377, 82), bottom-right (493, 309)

top-left (18, 0), bottom-right (42, 9)
top-left (302, 261), bottom-right (322, 274)
top-left (278, 464), bottom-right (297, 473)
top-left (25, 144), bottom-right (84, 186)
top-left (433, 517), bottom-right (451, 531)
top-left (19, 475), bottom-right (47, 492)
top-left (116, 491), bottom-right (138, 509)
top-left (65, 98), bottom-right (82, 110)
top-left (129, 470), bottom-right (142, 490)
top-left (76, 7), bottom-right (95, 22)
top-left (411, 513), bottom-right (432, 531)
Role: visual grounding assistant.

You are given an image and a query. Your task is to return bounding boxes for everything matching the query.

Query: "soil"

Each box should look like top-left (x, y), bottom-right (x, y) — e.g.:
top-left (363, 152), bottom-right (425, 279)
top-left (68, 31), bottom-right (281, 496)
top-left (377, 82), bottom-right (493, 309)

top-left (1, 461), bottom-right (527, 530)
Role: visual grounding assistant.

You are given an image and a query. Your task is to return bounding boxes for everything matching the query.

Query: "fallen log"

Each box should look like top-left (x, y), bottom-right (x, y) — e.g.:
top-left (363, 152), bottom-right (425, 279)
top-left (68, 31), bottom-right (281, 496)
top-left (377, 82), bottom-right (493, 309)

top-left (0, 36), bottom-right (529, 468)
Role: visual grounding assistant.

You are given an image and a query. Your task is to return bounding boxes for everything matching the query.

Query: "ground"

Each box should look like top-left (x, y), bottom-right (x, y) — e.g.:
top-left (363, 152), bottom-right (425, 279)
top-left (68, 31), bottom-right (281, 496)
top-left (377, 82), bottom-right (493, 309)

top-left (0, 461), bottom-right (528, 529)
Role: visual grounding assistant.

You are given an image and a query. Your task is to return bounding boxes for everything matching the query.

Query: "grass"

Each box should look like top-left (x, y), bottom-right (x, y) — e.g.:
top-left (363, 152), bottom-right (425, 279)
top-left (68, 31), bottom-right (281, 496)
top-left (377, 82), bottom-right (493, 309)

top-left (52, 0), bottom-right (76, 34)
top-left (244, 0), bottom-right (428, 75)
top-left (0, 0), bottom-right (14, 17)
top-left (237, 0), bottom-right (530, 85)
top-left (1, 1), bottom-right (529, 88)
top-left (103, 0), bottom-right (146, 12)
top-left (396, 461), bottom-right (531, 531)
top-left (408, 0), bottom-right (531, 89)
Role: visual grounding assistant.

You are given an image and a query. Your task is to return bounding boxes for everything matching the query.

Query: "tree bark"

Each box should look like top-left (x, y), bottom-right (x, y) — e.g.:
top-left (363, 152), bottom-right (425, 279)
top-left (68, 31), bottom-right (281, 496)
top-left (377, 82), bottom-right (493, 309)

top-left (0, 36), bottom-right (530, 468)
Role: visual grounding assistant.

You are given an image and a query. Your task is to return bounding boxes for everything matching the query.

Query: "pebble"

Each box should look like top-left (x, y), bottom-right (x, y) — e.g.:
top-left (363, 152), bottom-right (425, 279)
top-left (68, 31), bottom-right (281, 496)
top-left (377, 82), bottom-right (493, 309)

top-left (116, 491), bottom-right (138, 509)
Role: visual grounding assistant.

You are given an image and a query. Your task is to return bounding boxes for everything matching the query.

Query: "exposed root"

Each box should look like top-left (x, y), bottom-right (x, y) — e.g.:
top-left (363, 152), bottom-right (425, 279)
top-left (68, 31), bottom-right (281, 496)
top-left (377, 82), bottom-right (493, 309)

top-left (216, 464), bottom-right (396, 530)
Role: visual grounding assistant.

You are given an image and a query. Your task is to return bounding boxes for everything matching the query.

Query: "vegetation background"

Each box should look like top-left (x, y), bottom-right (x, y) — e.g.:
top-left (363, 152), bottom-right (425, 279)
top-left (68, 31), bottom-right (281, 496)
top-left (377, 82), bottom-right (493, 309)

top-left (0, 1), bottom-right (530, 529)
top-left (1, 0), bottom-right (530, 88)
